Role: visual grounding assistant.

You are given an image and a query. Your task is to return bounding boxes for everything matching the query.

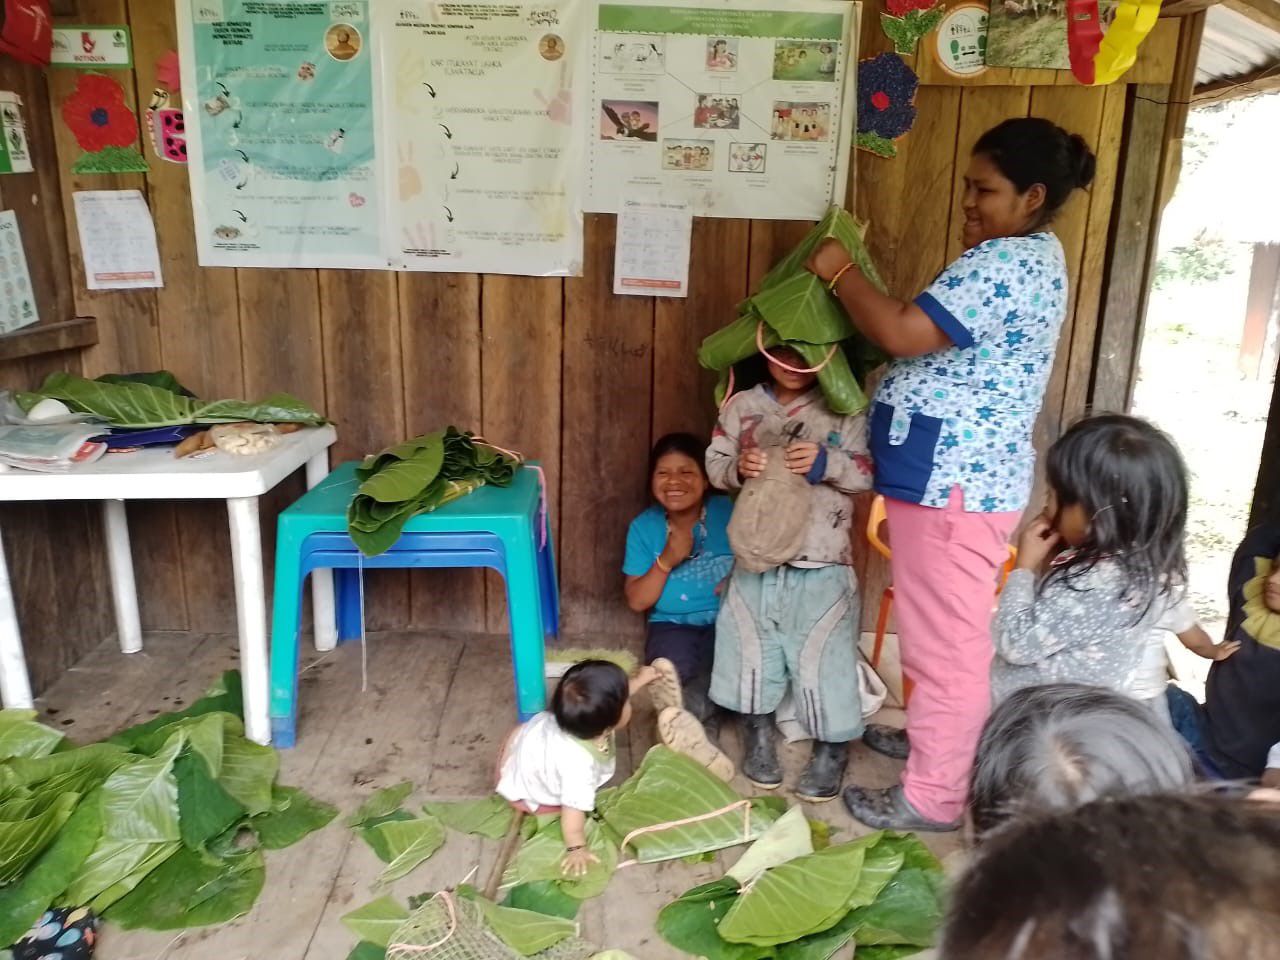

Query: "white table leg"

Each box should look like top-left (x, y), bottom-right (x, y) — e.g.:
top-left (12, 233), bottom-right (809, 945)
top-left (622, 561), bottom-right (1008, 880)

top-left (228, 496), bottom-right (270, 745)
top-left (305, 450), bottom-right (337, 653)
top-left (103, 500), bottom-right (143, 654)
top-left (0, 522), bottom-right (33, 708)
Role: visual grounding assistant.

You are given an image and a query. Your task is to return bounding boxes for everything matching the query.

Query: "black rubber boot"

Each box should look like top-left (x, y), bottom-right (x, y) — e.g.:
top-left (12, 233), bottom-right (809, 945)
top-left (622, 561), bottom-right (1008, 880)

top-left (796, 740), bottom-right (849, 803)
top-left (863, 724), bottom-right (910, 760)
top-left (740, 713), bottom-right (783, 789)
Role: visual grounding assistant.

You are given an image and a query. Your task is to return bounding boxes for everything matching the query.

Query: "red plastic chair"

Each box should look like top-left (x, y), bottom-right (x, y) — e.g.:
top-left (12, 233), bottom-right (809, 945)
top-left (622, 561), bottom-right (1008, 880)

top-left (867, 495), bottom-right (1016, 706)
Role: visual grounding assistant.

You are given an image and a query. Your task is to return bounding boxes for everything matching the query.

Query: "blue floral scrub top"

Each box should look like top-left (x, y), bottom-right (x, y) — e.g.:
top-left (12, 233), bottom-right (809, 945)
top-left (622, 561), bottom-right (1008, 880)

top-left (870, 233), bottom-right (1068, 513)
top-left (623, 495), bottom-right (734, 625)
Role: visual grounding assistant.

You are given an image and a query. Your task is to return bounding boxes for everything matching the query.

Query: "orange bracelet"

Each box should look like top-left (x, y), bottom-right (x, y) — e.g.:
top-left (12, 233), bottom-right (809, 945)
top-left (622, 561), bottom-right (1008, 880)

top-left (827, 262), bottom-right (854, 292)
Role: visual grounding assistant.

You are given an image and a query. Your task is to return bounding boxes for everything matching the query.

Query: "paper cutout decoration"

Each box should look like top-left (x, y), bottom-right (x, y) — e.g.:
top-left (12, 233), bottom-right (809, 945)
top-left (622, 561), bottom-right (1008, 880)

top-left (881, 0), bottom-right (945, 55)
top-left (1068, 0), bottom-right (1159, 85)
top-left (856, 54), bottom-right (919, 159)
top-left (60, 73), bottom-right (149, 174)
top-left (146, 54), bottom-right (186, 164)
top-left (935, 3), bottom-right (989, 78)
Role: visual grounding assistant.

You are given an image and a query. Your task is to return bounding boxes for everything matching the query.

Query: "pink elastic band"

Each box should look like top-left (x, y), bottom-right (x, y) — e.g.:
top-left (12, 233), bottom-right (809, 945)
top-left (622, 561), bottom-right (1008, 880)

top-left (617, 799), bottom-right (753, 868)
top-left (755, 322), bottom-right (837, 373)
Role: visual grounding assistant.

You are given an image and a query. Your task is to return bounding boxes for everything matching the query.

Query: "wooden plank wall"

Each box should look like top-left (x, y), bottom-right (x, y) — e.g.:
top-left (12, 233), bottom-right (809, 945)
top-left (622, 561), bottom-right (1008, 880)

top-left (2, 0), bottom-right (1185, 686)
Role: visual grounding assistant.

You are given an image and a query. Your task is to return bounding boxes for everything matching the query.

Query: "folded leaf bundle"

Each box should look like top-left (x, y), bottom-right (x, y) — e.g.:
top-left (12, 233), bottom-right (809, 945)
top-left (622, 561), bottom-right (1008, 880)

top-left (347, 427), bottom-right (523, 557)
top-left (17, 371), bottom-right (326, 429)
top-left (698, 206), bottom-right (889, 416)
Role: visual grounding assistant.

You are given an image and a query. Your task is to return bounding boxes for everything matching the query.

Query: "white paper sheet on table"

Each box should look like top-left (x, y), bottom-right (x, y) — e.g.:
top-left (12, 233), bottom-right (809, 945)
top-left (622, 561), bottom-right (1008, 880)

top-left (72, 190), bottom-right (164, 290)
top-left (613, 199), bottom-right (692, 297)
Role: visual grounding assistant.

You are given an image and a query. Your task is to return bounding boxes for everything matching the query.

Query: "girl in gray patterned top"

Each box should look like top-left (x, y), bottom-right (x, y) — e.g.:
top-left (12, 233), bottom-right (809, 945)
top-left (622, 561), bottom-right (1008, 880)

top-left (992, 415), bottom-right (1192, 704)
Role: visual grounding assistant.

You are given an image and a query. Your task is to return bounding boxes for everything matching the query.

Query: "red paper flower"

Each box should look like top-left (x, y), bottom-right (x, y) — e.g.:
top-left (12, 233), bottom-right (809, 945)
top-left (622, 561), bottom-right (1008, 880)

top-left (885, 0), bottom-right (939, 14)
top-left (61, 73), bottom-right (139, 153)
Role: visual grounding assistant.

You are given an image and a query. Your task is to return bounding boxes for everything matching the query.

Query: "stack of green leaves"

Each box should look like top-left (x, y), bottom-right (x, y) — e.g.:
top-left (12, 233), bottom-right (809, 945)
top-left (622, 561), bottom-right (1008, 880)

top-left (347, 427), bottom-right (524, 557)
top-left (0, 672), bottom-right (336, 948)
top-left (697, 206), bottom-right (890, 416)
top-left (16, 371), bottom-right (327, 428)
top-left (658, 807), bottom-right (946, 960)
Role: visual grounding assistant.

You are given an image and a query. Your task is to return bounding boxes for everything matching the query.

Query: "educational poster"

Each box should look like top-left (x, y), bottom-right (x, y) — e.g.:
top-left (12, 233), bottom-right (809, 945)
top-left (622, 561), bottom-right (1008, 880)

top-left (585, 0), bottom-right (859, 220)
top-left (177, 0), bottom-right (385, 268)
top-left (386, 0), bottom-right (588, 276)
top-left (0, 212), bottom-right (37, 334)
top-left (986, 0), bottom-right (1116, 70)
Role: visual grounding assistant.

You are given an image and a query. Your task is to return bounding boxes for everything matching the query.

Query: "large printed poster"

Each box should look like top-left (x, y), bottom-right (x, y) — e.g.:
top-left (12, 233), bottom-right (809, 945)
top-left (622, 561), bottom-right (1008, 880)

top-left (586, 0), bottom-right (858, 220)
top-left (387, 0), bottom-right (587, 276)
top-left (178, 0), bottom-right (385, 269)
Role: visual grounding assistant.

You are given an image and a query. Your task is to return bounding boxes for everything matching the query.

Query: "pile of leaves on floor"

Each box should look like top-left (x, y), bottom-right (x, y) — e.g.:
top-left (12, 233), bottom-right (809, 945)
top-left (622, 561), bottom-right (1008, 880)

top-left (347, 427), bottom-right (525, 557)
top-left (340, 748), bottom-right (944, 960)
top-left (16, 371), bottom-right (327, 429)
top-left (0, 672), bottom-right (336, 948)
top-left (697, 205), bottom-right (889, 417)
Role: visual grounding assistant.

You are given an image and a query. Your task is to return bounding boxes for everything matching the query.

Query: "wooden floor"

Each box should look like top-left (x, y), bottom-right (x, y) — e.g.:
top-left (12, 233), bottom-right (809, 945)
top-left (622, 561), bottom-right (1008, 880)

top-left (35, 631), bottom-right (959, 960)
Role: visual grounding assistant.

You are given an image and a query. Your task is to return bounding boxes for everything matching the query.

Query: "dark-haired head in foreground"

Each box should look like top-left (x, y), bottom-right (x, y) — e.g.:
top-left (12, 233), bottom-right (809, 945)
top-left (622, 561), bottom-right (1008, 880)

top-left (942, 794), bottom-right (1280, 960)
top-left (551, 659), bottom-right (631, 739)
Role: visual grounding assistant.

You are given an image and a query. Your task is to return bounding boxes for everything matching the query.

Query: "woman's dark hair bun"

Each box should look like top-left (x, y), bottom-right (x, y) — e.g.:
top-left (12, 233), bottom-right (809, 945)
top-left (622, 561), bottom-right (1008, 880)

top-left (973, 117), bottom-right (1098, 225)
top-left (1068, 133), bottom-right (1097, 189)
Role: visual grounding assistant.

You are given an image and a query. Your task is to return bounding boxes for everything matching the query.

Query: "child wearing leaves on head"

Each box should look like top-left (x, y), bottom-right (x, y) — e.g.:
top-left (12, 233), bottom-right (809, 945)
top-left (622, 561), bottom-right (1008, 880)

top-left (704, 344), bottom-right (873, 803)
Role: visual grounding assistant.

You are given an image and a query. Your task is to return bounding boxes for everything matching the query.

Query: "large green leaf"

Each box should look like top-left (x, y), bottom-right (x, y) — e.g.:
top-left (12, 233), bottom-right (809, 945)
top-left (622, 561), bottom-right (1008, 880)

top-left (719, 839), bottom-right (874, 947)
top-left (96, 371), bottom-right (193, 396)
top-left (101, 735), bottom-right (182, 843)
top-left (215, 734), bottom-right (278, 816)
top-left (363, 815), bottom-right (446, 886)
top-left (423, 794), bottom-right (515, 840)
top-left (656, 877), bottom-right (772, 960)
top-left (250, 786), bottom-right (337, 849)
top-left (342, 895), bottom-right (410, 948)
top-left (0, 791), bottom-right (80, 884)
top-left (0, 793), bottom-right (102, 945)
top-left (503, 817), bottom-right (617, 900)
top-left (846, 868), bottom-right (946, 949)
top-left (105, 844), bottom-right (265, 930)
top-left (459, 886), bottom-right (577, 954)
top-left (357, 431), bottom-right (445, 503)
top-left (4, 743), bottom-right (133, 792)
top-left (22, 372), bottom-right (326, 428)
top-left (109, 672), bottom-right (243, 751)
top-left (175, 751), bottom-right (247, 850)
top-left (846, 838), bottom-right (906, 911)
top-left (0, 710), bottom-right (63, 760)
top-left (348, 942), bottom-right (388, 960)
top-left (65, 838), bottom-right (181, 911)
top-left (503, 881), bottom-right (583, 920)
top-left (347, 782), bottom-right (414, 828)
top-left (598, 747), bottom-right (781, 863)
top-left (726, 806), bottom-right (813, 885)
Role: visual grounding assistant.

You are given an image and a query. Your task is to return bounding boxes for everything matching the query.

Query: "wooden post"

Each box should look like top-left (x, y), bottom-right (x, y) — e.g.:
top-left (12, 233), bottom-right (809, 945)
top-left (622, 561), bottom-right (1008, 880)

top-left (1240, 244), bottom-right (1280, 379)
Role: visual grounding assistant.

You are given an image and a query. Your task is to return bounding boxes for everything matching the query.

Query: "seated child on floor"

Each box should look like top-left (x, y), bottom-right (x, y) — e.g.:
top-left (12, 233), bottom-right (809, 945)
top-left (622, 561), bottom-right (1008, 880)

top-left (706, 344), bottom-right (873, 803)
top-left (497, 660), bottom-right (657, 876)
top-left (992, 415), bottom-right (1233, 710)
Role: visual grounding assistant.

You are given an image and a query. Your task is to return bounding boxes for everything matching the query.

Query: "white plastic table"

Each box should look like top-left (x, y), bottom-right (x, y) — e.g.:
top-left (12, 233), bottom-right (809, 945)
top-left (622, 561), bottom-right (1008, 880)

top-left (0, 425), bottom-right (338, 744)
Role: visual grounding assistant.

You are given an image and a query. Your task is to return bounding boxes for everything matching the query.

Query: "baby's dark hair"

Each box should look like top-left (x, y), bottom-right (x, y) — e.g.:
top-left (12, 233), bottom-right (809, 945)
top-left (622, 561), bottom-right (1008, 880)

top-left (648, 432), bottom-right (710, 483)
top-left (1044, 414), bottom-right (1188, 618)
top-left (973, 117), bottom-right (1097, 226)
top-left (942, 794), bottom-right (1280, 960)
top-left (551, 660), bottom-right (629, 739)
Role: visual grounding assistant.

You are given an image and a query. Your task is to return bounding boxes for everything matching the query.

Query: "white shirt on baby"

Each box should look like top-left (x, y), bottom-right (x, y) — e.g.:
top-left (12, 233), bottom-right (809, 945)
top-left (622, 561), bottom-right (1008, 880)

top-left (1132, 589), bottom-right (1198, 704)
top-left (496, 711), bottom-right (615, 812)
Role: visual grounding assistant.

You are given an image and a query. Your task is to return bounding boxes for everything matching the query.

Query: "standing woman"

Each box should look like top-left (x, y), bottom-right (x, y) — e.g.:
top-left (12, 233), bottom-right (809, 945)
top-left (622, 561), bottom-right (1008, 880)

top-left (805, 117), bottom-right (1097, 831)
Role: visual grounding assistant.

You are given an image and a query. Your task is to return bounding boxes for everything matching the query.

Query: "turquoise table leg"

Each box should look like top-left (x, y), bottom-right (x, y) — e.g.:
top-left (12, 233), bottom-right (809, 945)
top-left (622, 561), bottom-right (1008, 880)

top-left (501, 519), bottom-right (547, 721)
top-left (268, 529), bottom-right (307, 747)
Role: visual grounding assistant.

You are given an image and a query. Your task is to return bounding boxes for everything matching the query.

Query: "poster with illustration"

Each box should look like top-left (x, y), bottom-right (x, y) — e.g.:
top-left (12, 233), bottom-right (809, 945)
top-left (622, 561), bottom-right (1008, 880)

top-left (177, 0), bottom-right (384, 268)
top-left (386, 0), bottom-right (588, 276)
top-left (986, 0), bottom-right (1117, 70)
top-left (585, 0), bottom-right (858, 220)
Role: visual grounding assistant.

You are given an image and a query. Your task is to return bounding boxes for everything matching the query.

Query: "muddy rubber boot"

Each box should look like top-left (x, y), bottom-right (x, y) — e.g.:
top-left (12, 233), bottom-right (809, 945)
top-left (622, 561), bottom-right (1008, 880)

top-left (741, 713), bottom-right (783, 790)
top-left (796, 740), bottom-right (849, 803)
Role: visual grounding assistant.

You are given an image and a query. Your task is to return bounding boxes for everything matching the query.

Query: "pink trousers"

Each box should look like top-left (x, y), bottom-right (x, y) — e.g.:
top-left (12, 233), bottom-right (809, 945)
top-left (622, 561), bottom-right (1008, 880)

top-left (885, 488), bottom-right (1020, 823)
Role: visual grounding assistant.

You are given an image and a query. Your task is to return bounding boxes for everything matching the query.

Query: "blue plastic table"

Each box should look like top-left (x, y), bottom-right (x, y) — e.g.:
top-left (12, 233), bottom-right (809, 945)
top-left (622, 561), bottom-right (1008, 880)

top-left (268, 460), bottom-right (557, 746)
